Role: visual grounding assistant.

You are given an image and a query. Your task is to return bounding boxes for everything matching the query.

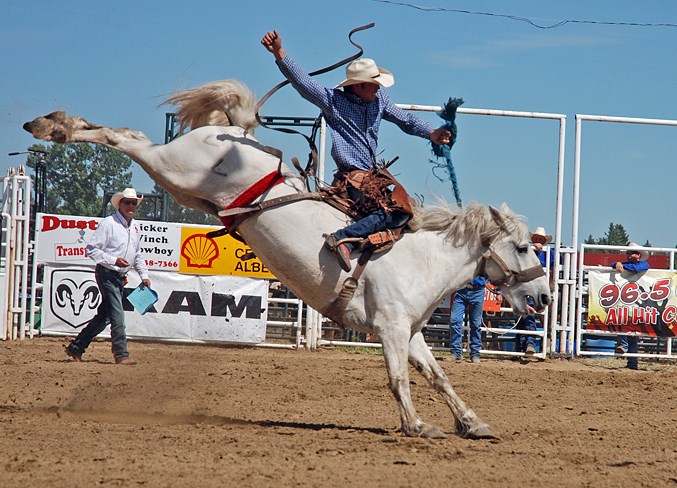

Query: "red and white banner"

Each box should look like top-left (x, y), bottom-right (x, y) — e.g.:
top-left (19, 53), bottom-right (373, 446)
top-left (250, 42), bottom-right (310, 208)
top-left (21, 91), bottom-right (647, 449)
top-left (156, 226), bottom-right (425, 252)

top-left (587, 269), bottom-right (677, 337)
top-left (35, 213), bottom-right (274, 278)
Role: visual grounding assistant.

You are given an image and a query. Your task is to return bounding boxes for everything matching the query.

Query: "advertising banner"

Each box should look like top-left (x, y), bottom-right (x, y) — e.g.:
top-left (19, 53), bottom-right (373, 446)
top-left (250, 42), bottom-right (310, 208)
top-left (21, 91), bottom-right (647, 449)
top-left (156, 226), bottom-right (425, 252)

top-left (35, 213), bottom-right (274, 278)
top-left (587, 269), bottom-right (677, 337)
top-left (179, 226), bottom-right (273, 278)
top-left (40, 264), bottom-right (268, 344)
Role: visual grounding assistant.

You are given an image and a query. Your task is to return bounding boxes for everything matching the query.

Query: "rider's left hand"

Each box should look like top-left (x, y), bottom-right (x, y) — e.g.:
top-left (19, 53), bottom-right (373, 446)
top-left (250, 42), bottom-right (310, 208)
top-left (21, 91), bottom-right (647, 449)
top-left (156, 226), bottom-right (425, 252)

top-left (430, 128), bottom-right (452, 145)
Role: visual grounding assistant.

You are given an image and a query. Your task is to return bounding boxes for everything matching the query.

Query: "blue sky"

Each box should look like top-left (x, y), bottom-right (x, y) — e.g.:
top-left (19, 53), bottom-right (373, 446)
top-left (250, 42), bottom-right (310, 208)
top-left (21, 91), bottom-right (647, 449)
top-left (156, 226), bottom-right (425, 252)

top-left (2, 1), bottom-right (676, 247)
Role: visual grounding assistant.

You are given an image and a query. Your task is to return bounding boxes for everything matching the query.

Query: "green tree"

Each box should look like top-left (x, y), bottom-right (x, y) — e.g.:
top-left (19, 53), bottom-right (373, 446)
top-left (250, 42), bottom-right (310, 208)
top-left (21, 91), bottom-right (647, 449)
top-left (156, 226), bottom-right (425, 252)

top-left (586, 223), bottom-right (654, 252)
top-left (599, 223), bottom-right (630, 247)
top-left (24, 142), bottom-right (218, 224)
top-left (25, 142), bottom-right (133, 216)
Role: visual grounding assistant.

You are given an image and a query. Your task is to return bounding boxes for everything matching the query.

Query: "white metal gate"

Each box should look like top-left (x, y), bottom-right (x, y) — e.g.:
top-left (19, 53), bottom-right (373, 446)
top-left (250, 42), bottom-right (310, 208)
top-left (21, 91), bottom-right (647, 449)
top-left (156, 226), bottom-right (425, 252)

top-left (1, 167), bottom-right (32, 340)
top-left (316, 103), bottom-right (568, 359)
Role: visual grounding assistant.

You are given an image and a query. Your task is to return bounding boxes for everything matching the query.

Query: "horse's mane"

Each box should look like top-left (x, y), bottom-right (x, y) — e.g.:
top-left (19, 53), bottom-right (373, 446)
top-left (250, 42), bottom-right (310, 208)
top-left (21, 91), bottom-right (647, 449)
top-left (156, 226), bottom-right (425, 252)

top-left (163, 80), bottom-right (258, 135)
top-left (411, 201), bottom-right (528, 245)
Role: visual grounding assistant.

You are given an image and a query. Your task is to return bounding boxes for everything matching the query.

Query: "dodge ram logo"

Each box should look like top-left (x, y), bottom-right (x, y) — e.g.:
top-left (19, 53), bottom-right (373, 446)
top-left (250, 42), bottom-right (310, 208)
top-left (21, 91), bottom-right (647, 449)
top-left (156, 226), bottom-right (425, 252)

top-left (50, 269), bottom-right (101, 329)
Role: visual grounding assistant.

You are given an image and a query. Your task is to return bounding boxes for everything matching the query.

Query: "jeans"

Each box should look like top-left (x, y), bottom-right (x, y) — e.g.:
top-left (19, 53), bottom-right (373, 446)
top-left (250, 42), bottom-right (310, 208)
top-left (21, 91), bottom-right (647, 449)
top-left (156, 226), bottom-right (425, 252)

top-left (617, 335), bottom-right (639, 368)
top-left (332, 186), bottom-right (410, 250)
top-left (70, 266), bottom-right (129, 361)
top-left (515, 296), bottom-right (540, 352)
top-left (449, 287), bottom-right (485, 359)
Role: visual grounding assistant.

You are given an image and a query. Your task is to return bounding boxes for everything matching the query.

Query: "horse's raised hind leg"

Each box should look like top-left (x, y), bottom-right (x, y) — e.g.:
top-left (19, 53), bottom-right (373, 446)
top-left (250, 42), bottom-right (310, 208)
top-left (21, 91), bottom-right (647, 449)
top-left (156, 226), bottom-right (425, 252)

top-left (24, 111), bottom-right (219, 216)
top-left (408, 331), bottom-right (498, 440)
top-left (379, 327), bottom-right (427, 437)
top-left (23, 111), bottom-right (152, 151)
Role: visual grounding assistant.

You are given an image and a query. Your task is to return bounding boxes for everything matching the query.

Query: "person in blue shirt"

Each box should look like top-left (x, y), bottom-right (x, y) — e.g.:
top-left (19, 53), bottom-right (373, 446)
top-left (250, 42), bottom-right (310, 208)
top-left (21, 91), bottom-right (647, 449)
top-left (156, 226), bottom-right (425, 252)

top-left (515, 226), bottom-right (555, 356)
top-left (449, 276), bottom-right (489, 363)
top-left (612, 242), bottom-right (650, 370)
top-left (611, 243), bottom-right (650, 274)
top-left (261, 30), bottom-right (451, 272)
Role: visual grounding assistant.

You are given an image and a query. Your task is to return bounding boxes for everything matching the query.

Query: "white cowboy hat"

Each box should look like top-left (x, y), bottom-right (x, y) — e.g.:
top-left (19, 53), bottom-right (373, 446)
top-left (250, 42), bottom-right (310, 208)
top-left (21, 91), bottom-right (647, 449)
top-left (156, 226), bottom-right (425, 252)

top-left (529, 226), bottom-right (552, 244)
top-left (335, 58), bottom-right (395, 88)
top-left (626, 242), bottom-right (650, 261)
top-left (111, 188), bottom-right (143, 209)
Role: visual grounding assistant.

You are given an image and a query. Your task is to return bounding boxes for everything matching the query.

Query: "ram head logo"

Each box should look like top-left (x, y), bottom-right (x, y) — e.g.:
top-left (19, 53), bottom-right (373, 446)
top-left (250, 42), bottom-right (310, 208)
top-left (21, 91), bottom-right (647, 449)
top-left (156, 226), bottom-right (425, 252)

top-left (50, 269), bottom-right (101, 328)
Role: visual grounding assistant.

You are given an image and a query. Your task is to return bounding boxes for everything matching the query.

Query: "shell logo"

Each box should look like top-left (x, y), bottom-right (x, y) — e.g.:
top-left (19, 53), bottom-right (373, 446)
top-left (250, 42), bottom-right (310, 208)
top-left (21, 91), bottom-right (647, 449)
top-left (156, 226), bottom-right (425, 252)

top-left (181, 234), bottom-right (219, 268)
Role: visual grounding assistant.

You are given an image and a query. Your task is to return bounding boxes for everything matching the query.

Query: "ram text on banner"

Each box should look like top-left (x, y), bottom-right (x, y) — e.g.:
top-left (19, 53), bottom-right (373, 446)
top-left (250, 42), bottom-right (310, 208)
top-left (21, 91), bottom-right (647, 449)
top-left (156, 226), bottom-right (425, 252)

top-left (179, 227), bottom-right (274, 278)
top-left (587, 269), bottom-right (677, 337)
top-left (40, 264), bottom-right (268, 344)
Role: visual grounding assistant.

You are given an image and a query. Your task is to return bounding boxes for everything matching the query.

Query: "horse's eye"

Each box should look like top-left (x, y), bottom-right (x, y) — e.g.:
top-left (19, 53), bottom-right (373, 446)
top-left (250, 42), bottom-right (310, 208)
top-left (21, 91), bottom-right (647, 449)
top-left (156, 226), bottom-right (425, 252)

top-left (517, 245), bottom-right (529, 254)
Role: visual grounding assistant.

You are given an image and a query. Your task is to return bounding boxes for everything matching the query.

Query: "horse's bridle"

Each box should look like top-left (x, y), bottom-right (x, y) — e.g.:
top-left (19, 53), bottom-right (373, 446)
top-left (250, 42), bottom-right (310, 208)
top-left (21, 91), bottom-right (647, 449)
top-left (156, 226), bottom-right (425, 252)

top-left (479, 241), bottom-right (545, 287)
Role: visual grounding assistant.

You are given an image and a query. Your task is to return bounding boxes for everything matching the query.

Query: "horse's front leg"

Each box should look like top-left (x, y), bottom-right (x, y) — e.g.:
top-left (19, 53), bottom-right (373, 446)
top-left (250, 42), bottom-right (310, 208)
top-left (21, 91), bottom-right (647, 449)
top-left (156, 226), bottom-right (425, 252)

top-left (379, 325), bottom-right (427, 437)
top-left (408, 331), bottom-right (498, 439)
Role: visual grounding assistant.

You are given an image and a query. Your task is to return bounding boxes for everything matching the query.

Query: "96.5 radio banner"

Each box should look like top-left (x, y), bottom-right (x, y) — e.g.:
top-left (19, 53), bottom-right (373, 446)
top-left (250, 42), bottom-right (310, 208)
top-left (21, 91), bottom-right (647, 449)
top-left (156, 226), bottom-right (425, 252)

top-left (587, 270), bottom-right (677, 337)
top-left (35, 213), bottom-right (274, 279)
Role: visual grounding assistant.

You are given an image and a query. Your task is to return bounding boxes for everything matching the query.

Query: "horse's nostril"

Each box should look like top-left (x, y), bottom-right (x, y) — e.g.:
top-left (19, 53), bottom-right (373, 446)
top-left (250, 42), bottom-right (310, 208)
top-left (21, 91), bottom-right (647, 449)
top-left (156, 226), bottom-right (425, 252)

top-left (542, 294), bottom-right (551, 306)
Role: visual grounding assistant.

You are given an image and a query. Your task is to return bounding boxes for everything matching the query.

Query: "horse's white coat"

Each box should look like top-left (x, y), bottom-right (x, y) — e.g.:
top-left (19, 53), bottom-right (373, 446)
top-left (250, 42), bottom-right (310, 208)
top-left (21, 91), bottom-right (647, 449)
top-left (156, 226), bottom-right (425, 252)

top-left (24, 82), bottom-right (551, 439)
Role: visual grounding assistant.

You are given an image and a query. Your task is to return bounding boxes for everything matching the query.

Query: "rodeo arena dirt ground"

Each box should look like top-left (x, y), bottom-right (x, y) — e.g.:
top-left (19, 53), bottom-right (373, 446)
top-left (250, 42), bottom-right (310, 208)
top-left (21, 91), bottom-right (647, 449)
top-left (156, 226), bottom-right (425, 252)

top-left (1, 337), bottom-right (676, 487)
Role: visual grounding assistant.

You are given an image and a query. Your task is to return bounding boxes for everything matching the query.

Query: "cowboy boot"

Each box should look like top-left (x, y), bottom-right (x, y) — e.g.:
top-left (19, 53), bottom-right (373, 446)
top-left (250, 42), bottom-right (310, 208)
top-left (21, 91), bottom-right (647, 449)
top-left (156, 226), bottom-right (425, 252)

top-left (324, 234), bottom-right (352, 272)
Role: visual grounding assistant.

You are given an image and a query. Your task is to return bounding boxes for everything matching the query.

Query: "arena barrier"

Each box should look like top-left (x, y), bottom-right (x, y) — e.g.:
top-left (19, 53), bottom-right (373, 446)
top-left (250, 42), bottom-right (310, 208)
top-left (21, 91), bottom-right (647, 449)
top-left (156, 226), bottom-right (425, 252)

top-left (1, 167), bottom-right (32, 340)
top-left (30, 212), bottom-right (313, 348)
top-left (561, 113), bottom-right (677, 357)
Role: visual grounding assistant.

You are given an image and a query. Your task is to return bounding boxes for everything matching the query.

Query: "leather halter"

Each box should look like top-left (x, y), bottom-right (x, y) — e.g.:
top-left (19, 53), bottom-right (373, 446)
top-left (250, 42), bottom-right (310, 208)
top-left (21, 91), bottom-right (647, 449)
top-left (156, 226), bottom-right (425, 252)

top-left (479, 242), bottom-right (545, 287)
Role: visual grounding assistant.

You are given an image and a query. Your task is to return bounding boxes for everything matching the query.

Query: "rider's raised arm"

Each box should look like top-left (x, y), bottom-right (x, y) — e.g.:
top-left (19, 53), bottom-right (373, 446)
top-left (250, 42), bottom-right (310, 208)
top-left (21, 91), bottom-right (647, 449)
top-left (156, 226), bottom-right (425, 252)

top-left (276, 55), bottom-right (335, 116)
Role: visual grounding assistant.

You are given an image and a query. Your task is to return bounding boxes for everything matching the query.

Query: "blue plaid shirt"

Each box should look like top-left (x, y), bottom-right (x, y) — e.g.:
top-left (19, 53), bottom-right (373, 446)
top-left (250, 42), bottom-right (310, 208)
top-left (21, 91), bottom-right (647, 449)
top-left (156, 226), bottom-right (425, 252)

top-left (277, 56), bottom-right (435, 172)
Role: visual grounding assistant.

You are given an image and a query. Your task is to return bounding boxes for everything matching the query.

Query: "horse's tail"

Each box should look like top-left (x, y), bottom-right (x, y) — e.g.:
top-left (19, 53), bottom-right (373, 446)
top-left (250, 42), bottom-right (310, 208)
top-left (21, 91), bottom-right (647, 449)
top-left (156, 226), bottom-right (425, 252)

top-left (163, 79), bottom-right (258, 135)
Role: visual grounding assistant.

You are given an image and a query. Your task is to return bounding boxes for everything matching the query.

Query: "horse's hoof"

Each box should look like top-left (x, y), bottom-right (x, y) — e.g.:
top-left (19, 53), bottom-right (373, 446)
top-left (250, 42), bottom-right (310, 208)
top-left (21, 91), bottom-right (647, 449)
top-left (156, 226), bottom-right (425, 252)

top-left (465, 424), bottom-right (499, 440)
top-left (420, 425), bottom-right (448, 439)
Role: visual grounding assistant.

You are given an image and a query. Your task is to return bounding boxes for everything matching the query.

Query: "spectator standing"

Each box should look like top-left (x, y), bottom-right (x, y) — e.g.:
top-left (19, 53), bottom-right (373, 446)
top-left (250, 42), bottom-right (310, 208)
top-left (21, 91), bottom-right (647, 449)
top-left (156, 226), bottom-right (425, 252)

top-left (612, 242), bottom-right (650, 370)
top-left (515, 226), bottom-right (555, 356)
top-left (449, 276), bottom-right (489, 363)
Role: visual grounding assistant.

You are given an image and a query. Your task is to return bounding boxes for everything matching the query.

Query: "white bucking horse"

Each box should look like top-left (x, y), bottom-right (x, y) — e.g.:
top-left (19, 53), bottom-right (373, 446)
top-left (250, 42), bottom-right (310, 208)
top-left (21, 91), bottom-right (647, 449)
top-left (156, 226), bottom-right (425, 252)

top-left (24, 79), bottom-right (551, 439)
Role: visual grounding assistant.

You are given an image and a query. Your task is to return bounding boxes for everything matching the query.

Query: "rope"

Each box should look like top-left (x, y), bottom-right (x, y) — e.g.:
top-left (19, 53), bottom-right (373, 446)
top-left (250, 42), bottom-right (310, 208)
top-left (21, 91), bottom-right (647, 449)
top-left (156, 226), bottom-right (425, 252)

top-left (429, 97), bottom-right (464, 207)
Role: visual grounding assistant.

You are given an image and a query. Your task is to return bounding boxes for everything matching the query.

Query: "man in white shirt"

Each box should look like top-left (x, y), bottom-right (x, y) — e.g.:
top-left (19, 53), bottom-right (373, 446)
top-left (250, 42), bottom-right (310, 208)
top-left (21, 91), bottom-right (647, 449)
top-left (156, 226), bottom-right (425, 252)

top-left (65, 188), bottom-right (150, 365)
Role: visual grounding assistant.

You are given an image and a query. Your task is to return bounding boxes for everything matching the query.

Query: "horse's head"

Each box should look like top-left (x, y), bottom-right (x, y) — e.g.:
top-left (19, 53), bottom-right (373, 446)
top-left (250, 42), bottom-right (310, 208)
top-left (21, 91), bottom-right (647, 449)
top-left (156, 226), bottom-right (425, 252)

top-left (479, 205), bottom-right (551, 315)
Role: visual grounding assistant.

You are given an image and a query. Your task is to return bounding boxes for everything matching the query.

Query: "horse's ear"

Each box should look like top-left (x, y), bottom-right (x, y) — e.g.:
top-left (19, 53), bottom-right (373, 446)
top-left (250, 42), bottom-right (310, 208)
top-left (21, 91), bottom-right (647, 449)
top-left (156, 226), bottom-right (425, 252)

top-left (488, 205), bottom-right (506, 228)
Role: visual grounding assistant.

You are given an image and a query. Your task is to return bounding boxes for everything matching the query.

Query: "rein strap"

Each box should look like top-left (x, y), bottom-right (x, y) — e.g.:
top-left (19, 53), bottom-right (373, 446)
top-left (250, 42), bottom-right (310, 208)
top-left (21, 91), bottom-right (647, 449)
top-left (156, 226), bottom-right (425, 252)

top-left (218, 192), bottom-right (324, 220)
